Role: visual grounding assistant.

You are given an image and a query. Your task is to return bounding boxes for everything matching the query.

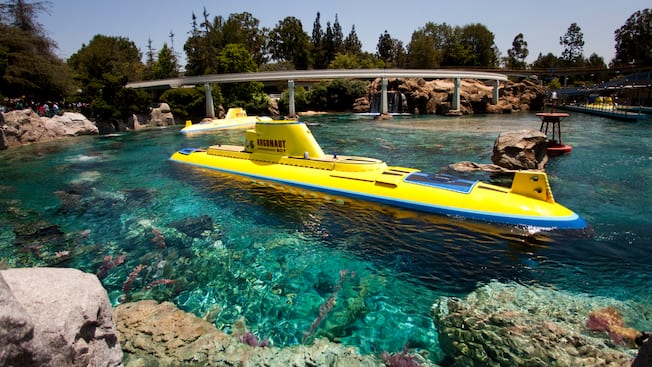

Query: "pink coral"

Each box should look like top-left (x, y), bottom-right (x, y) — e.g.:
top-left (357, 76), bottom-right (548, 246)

top-left (586, 306), bottom-right (639, 346)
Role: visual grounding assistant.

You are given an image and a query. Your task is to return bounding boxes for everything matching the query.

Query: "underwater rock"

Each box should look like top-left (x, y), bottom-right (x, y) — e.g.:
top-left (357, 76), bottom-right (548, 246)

top-left (169, 215), bottom-right (214, 238)
top-left (12, 221), bottom-right (65, 253)
top-left (114, 299), bottom-right (395, 367)
top-left (432, 281), bottom-right (638, 367)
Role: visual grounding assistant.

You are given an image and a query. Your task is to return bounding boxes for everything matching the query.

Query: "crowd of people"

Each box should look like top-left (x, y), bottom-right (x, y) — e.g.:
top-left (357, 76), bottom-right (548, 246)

top-left (1, 98), bottom-right (86, 117)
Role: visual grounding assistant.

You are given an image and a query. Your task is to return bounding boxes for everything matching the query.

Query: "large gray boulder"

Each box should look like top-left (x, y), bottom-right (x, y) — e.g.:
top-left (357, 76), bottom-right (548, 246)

top-left (0, 268), bottom-right (123, 366)
top-left (0, 273), bottom-right (50, 365)
top-left (0, 109), bottom-right (98, 149)
top-left (491, 129), bottom-right (548, 170)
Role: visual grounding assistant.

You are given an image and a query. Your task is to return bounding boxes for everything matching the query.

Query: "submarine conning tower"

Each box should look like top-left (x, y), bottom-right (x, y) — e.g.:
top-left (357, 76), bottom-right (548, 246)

top-left (244, 120), bottom-right (325, 159)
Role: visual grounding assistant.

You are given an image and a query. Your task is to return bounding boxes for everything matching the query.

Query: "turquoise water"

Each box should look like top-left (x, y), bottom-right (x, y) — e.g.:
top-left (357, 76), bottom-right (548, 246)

top-left (1, 113), bottom-right (651, 361)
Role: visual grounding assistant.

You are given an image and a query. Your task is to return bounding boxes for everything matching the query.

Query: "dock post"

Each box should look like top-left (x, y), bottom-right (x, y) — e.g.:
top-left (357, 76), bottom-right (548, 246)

top-left (288, 79), bottom-right (296, 117)
top-left (452, 78), bottom-right (461, 110)
top-left (381, 77), bottom-right (388, 115)
top-left (204, 83), bottom-right (215, 118)
top-left (492, 80), bottom-right (500, 105)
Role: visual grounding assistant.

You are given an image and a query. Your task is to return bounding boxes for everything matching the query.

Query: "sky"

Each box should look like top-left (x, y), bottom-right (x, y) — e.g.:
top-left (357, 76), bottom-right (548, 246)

top-left (38, 0), bottom-right (650, 68)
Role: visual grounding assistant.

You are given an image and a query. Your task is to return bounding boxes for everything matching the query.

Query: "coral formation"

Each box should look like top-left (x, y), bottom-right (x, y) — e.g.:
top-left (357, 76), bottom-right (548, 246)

top-left (586, 306), bottom-right (640, 347)
top-left (432, 281), bottom-right (639, 366)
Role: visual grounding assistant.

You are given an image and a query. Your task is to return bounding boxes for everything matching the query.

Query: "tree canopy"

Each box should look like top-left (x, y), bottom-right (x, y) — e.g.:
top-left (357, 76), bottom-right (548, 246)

top-left (614, 8), bottom-right (652, 66)
top-left (268, 16), bottom-right (312, 69)
top-left (0, 0), bottom-right (75, 100)
top-left (505, 33), bottom-right (528, 69)
top-left (2, 3), bottom-right (649, 119)
top-left (67, 34), bottom-right (146, 119)
top-left (560, 22), bottom-right (584, 65)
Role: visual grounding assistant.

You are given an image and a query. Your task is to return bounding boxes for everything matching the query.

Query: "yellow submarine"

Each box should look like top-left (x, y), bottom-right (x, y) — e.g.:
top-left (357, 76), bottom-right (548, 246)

top-left (170, 120), bottom-right (587, 229)
top-left (180, 107), bottom-right (272, 135)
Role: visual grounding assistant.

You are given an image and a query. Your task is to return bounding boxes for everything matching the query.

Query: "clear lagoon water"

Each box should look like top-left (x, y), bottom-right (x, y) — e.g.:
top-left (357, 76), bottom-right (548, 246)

top-left (1, 112), bottom-right (651, 361)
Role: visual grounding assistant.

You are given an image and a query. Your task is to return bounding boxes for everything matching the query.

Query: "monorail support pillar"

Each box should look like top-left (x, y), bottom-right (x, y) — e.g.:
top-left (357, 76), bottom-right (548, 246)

top-left (380, 77), bottom-right (389, 115)
top-left (452, 78), bottom-right (461, 110)
top-left (288, 80), bottom-right (296, 118)
top-left (492, 80), bottom-right (500, 105)
top-left (204, 83), bottom-right (215, 118)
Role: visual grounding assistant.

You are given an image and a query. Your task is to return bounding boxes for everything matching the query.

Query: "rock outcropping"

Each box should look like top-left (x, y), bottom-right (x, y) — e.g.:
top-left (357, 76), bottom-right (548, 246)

top-left (432, 281), bottom-right (639, 367)
top-left (491, 129), bottom-right (548, 170)
top-left (354, 78), bottom-right (545, 115)
top-left (115, 300), bottom-right (437, 367)
top-left (0, 109), bottom-right (98, 149)
top-left (0, 268), bottom-right (123, 366)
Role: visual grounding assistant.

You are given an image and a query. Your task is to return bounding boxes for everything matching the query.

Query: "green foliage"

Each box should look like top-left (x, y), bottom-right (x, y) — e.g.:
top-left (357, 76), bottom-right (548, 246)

top-left (268, 16), bottom-right (312, 69)
top-left (67, 34), bottom-right (145, 119)
top-left (461, 23), bottom-right (498, 67)
top-left (160, 86), bottom-right (210, 120)
top-left (343, 25), bottom-right (362, 55)
top-left (114, 87), bottom-right (150, 118)
top-left (407, 22), bottom-right (449, 68)
top-left (614, 8), bottom-right (652, 66)
top-left (328, 52), bottom-right (382, 69)
top-left (0, 3), bottom-right (75, 100)
top-left (68, 34), bottom-right (143, 87)
top-left (278, 85), bottom-right (309, 114)
top-left (505, 33), bottom-right (529, 69)
top-left (216, 44), bottom-right (266, 111)
top-left (560, 22), bottom-right (584, 65)
top-left (184, 10), bottom-right (268, 75)
top-left (305, 79), bottom-right (367, 111)
top-left (311, 12), bottom-right (326, 69)
top-left (407, 22), bottom-right (497, 68)
top-left (548, 78), bottom-right (562, 90)
top-left (145, 43), bottom-right (180, 80)
top-left (531, 52), bottom-right (562, 70)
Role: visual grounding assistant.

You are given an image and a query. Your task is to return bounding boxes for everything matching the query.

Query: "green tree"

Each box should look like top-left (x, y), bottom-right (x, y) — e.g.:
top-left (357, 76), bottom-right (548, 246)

top-left (531, 52), bottom-right (562, 70)
top-left (343, 25), bottom-right (362, 55)
top-left (614, 8), bottom-right (652, 66)
top-left (585, 53), bottom-right (607, 83)
top-left (377, 30), bottom-right (393, 63)
top-left (144, 38), bottom-right (156, 78)
top-left (0, 0), bottom-right (48, 34)
top-left (0, 0), bottom-right (75, 100)
top-left (505, 33), bottom-right (529, 69)
top-left (311, 12), bottom-right (326, 68)
top-left (406, 22), bottom-right (450, 68)
top-left (448, 23), bottom-right (497, 67)
top-left (306, 79), bottom-right (367, 111)
top-left (216, 43), bottom-right (267, 112)
top-left (375, 30), bottom-right (406, 68)
top-left (67, 34), bottom-right (145, 119)
top-left (268, 16), bottom-right (312, 69)
top-left (148, 43), bottom-right (179, 80)
top-left (560, 22), bottom-right (584, 65)
top-left (184, 11), bottom-right (214, 75)
top-left (160, 85), bottom-right (215, 121)
top-left (329, 52), bottom-right (381, 69)
top-left (221, 12), bottom-right (268, 65)
top-left (278, 85), bottom-right (309, 114)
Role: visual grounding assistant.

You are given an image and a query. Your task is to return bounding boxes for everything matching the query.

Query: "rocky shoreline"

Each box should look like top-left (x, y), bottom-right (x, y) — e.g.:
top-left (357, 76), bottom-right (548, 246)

top-left (0, 103), bottom-right (175, 150)
top-left (1, 79), bottom-right (547, 150)
top-left (2, 267), bottom-right (650, 366)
